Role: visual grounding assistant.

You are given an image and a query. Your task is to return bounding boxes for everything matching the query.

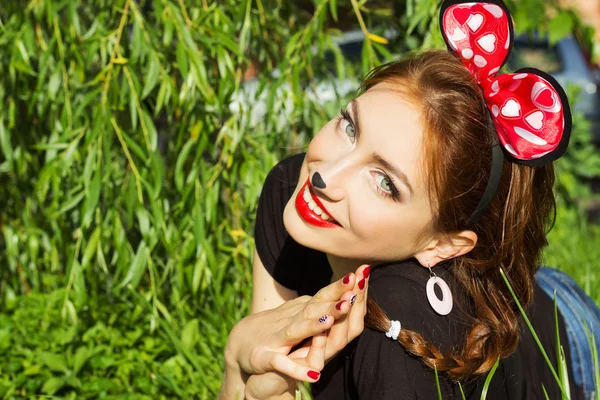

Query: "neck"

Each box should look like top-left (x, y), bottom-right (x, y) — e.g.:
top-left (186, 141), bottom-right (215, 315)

top-left (326, 253), bottom-right (366, 284)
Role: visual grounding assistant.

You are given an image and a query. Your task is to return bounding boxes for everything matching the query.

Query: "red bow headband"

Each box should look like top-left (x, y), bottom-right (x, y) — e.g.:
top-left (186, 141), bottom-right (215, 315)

top-left (439, 0), bottom-right (572, 225)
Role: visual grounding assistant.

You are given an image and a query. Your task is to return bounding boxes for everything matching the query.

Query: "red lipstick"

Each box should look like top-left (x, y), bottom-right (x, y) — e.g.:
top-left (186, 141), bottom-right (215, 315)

top-left (295, 180), bottom-right (339, 228)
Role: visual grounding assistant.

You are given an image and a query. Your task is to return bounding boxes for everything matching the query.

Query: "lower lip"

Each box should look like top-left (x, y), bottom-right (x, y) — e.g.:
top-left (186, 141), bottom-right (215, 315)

top-left (295, 181), bottom-right (339, 228)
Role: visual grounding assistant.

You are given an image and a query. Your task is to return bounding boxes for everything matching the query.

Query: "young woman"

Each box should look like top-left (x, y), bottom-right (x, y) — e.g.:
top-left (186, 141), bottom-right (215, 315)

top-left (219, 0), bottom-right (599, 398)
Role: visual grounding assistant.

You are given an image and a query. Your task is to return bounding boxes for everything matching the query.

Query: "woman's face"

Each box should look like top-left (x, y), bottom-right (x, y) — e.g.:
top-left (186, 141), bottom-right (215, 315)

top-left (283, 82), bottom-right (437, 264)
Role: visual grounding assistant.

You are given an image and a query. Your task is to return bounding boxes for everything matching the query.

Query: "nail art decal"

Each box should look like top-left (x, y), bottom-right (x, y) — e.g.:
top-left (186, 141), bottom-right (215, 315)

top-left (318, 314), bottom-right (329, 323)
top-left (349, 294), bottom-right (357, 306)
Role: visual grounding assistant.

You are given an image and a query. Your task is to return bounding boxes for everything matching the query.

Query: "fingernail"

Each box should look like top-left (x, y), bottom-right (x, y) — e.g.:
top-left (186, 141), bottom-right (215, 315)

top-left (318, 314), bottom-right (329, 323)
top-left (349, 294), bottom-right (357, 306)
top-left (364, 266), bottom-right (371, 279)
top-left (343, 273), bottom-right (351, 284)
top-left (307, 370), bottom-right (320, 380)
top-left (358, 277), bottom-right (365, 290)
top-left (335, 300), bottom-right (345, 310)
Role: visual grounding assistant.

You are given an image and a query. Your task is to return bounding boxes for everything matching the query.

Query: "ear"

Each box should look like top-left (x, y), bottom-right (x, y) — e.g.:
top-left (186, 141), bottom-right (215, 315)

top-left (413, 230), bottom-right (478, 268)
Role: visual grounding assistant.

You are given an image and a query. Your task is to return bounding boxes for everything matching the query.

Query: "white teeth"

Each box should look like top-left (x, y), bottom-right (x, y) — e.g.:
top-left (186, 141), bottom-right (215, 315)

top-left (302, 185), bottom-right (336, 223)
top-left (303, 190), bottom-right (311, 202)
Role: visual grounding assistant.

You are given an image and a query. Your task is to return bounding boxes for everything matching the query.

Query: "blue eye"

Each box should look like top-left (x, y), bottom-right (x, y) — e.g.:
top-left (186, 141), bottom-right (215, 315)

top-left (342, 119), bottom-right (355, 139)
top-left (371, 171), bottom-right (402, 202)
top-left (375, 174), bottom-right (392, 191)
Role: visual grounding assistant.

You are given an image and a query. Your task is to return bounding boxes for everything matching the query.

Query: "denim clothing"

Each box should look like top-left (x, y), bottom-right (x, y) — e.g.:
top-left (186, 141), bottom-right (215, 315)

top-left (536, 267), bottom-right (600, 399)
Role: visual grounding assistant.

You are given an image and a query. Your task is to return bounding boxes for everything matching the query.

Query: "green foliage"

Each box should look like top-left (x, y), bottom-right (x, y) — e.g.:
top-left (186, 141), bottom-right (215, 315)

top-left (0, 0), bottom-right (598, 398)
top-left (499, 268), bottom-right (570, 398)
top-left (0, 289), bottom-right (213, 398)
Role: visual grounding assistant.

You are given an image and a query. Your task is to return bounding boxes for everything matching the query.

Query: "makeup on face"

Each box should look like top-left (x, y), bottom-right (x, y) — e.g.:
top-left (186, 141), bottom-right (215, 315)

top-left (283, 83), bottom-right (431, 270)
top-left (295, 179), bottom-right (340, 228)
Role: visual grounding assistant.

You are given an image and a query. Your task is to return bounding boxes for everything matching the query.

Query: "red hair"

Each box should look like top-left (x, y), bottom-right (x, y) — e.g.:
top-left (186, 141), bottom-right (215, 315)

top-left (359, 50), bottom-right (556, 380)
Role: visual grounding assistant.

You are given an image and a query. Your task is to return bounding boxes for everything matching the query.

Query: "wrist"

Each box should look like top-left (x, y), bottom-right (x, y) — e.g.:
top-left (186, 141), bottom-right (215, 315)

top-left (218, 340), bottom-right (249, 400)
top-left (218, 363), bottom-right (249, 400)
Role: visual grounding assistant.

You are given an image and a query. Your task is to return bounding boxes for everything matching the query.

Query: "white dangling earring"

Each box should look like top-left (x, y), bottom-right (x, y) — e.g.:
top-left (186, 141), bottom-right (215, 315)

top-left (426, 262), bottom-right (453, 315)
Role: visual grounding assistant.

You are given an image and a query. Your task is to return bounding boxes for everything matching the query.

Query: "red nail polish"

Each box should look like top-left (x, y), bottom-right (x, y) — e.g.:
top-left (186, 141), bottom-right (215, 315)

top-left (336, 300), bottom-right (345, 310)
top-left (358, 277), bottom-right (365, 290)
top-left (343, 273), bottom-right (351, 284)
top-left (364, 266), bottom-right (371, 279)
top-left (307, 370), bottom-right (320, 380)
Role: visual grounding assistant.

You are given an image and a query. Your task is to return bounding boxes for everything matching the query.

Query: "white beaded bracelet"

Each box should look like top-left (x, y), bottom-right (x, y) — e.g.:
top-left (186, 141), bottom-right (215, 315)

top-left (385, 320), bottom-right (401, 341)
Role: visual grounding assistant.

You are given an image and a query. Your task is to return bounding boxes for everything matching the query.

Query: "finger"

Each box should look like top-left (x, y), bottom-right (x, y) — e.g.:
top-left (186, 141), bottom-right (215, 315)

top-left (324, 313), bottom-right (351, 358)
top-left (283, 294), bottom-right (356, 344)
top-left (265, 351), bottom-right (323, 383)
top-left (331, 290), bottom-right (358, 316)
top-left (323, 290), bottom-right (357, 352)
top-left (312, 271), bottom-right (356, 302)
top-left (289, 338), bottom-right (311, 360)
top-left (283, 290), bottom-right (351, 326)
top-left (305, 330), bottom-right (327, 371)
top-left (353, 264), bottom-right (370, 298)
top-left (289, 291), bottom-right (358, 364)
top-left (348, 264), bottom-right (370, 339)
top-left (281, 310), bottom-right (334, 344)
top-left (276, 295), bottom-right (312, 311)
top-left (303, 295), bottom-right (354, 320)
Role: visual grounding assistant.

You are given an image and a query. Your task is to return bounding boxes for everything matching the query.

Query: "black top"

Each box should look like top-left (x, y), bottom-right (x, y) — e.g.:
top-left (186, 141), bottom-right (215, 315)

top-left (254, 153), bottom-right (584, 399)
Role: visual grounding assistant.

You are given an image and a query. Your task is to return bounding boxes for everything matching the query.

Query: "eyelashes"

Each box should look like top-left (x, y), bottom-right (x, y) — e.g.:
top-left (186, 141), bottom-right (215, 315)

top-left (340, 108), bottom-right (352, 124)
top-left (335, 108), bottom-right (401, 202)
top-left (337, 108), bottom-right (356, 141)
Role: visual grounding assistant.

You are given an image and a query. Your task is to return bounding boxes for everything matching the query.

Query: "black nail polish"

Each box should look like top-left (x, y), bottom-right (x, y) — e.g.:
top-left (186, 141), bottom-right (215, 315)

top-left (318, 314), bottom-right (329, 323)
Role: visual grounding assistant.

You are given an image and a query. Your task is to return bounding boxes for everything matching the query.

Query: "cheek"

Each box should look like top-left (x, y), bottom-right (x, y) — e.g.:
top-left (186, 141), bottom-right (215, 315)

top-left (348, 193), bottom-right (430, 249)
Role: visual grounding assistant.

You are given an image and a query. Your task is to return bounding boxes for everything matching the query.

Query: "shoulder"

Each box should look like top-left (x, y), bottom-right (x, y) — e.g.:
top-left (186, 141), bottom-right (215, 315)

top-left (350, 259), bottom-right (475, 398)
top-left (366, 259), bottom-right (426, 313)
top-left (366, 259), bottom-right (471, 347)
top-left (263, 152), bottom-right (305, 190)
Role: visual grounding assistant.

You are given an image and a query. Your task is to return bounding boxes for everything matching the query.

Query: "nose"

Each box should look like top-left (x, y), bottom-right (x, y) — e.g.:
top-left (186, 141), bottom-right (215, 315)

top-left (309, 155), bottom-right (355, 201)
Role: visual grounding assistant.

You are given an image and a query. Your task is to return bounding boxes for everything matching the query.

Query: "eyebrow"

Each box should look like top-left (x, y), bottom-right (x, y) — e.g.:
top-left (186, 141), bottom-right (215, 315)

top-left (350, 98), bottom-right (362, 142)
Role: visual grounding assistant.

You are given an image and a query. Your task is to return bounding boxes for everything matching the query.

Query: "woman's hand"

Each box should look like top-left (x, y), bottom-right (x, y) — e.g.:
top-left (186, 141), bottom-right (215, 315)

top-left (225, 271), bottom-right (359, 382)
top-left (288, 264), bottom-right (371, 363)
top-left (245, 330), bottom-right (328, 400)
top-left (241, 264), bottom-right (371, 400)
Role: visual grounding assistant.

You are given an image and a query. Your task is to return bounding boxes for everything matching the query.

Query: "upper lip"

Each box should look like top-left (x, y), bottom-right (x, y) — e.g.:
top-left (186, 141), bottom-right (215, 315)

top-left (307, 180), bottom-right (340, 224)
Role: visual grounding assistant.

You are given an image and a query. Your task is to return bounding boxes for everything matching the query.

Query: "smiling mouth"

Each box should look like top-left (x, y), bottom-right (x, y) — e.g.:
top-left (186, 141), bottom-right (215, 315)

top-left (295, 180), bottom-right (341, 228)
